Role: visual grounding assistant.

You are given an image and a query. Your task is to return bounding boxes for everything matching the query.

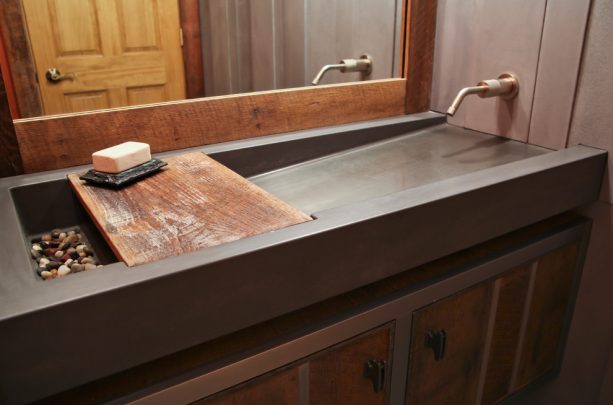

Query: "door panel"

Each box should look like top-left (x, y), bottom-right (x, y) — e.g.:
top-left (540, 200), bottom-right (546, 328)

top-left (22, 0), bottom-right (185, 115)
top-left (407, 282), bottom-right (493, 405)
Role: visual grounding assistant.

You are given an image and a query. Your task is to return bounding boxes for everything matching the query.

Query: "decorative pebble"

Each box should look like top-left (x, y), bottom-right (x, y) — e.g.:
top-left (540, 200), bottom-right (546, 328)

top-left (31, 248), bottom-right (42, 259)
top-left (46, 261), bottom-right (60, 270)
top-left (43, 248), bottom-right (57, 256)
top-left (57, 265), bottom-right (71, 277)
top-left (71, 263), bottom-right (84, 273)
top-left (31, 228), bottom-right (101, 280)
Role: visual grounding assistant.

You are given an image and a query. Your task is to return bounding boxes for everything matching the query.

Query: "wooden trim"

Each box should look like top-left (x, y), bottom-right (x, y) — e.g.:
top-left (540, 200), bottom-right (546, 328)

top-left (179, 0), bottom-right (205, 99)
top-left (14, 79), bottom-right (407, 173)
top-left (403, 0), bottom-right (437, 113)
top-left (0, 0), bottom-right (43, 118)
top-left (0, 67), bottom-right (24, 177)
top-left (0, 28), bottom-right (19, 118)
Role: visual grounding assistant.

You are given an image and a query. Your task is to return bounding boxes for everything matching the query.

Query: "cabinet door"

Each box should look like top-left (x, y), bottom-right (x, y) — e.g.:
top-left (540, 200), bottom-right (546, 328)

top-left (406, 282), bottom-right (494, 405)
top-left (309, 325), bottom-right (393, 405)
top-left (197, 366), bottom-right (300, 405)
top-left (514, 243), bottom-right (579, 389)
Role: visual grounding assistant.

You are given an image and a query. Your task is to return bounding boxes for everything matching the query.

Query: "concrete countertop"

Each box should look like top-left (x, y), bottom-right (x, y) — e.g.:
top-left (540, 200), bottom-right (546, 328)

top-left (0, 113), bottom-right (606, 403)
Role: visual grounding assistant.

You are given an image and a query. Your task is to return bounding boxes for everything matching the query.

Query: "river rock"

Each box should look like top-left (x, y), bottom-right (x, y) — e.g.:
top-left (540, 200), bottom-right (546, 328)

top-left (58, 265), bottom-right (71, 277)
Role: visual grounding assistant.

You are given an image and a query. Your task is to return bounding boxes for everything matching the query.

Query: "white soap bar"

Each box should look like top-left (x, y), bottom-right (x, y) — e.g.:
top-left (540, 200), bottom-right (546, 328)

top-left (92, 142), bottom-right (151, 173)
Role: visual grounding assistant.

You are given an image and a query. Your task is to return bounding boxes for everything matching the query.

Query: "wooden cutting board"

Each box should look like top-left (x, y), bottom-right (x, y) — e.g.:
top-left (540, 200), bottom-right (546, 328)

top-left (68, 152), bottom-right (312, 266)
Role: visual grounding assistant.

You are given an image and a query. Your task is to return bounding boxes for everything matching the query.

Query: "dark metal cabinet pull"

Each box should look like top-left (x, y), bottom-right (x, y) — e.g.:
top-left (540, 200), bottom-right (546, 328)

top-left (364, 359), bottom-right (386, 393)
top-left (425, 330), bottom-right (447, 361)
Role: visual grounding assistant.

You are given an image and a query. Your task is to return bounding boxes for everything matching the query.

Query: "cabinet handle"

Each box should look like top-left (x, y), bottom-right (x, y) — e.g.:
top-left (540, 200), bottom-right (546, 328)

top-left (364, 359), bottom-right (386, 393)
top-left (425, 329), bottom-right (447, 361)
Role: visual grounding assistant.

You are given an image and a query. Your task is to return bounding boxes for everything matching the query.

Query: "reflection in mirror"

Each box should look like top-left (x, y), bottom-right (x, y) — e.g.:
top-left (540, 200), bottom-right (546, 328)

top-left (201, 0), bottom-right (403, 96)
top-left (0, 0), bottom-right (402, 118)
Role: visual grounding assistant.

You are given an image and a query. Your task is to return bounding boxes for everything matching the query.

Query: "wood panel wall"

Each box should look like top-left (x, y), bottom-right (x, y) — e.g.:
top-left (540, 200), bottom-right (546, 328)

top-left (0, 0), bottom-right (42, 118)
top-left (180, 0), bottom-right (206, 99)
top-left (430, 0), bottom-right (547, 142)
top-left (0, 67), bottom-right (23, 176)
top-left (201, 0), bottom-right (401, 96)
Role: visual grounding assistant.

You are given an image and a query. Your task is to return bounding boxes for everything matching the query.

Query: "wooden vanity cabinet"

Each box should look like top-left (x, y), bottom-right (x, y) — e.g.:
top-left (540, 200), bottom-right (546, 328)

top-left (44, 215), bottom-right (588, 404)
top-left (199, 325), bottom-right (393, 405)
top-left (406, 242), bottom-right (580, 405)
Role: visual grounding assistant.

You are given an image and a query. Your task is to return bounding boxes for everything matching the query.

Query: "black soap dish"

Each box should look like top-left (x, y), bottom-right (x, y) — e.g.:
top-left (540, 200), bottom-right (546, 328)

top-left (79, 158), bottom-right (167, 188)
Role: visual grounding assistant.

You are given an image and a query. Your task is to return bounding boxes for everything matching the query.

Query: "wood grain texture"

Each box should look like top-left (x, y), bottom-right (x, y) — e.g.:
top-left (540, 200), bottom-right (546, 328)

top-left (68, 152), bottom-right (311, 266)
top-left (179, 0), bottom-right (205, 99)
top-left (515, 243), bottom-right (579, 389)
top-left (309, 325), bottom-right (392, 404)
top-left (406, 281), bottom-right (493, 405)
top-left (481, 264), bottom-right (532, 404)
top-left (431, 0), bottom-right (547, 142)
top-left (404, 0), bottom-right (437, 113)
top-left (527, 0), bottom-right (591, 150)
top-left (0, 65), bottom-right (23, 177)
top-left (197, 366), bottom-right (299, 405)
top-left (15, 78), bottom-right (407, 173)
top-left (0, 0), bottom-right (43, 118)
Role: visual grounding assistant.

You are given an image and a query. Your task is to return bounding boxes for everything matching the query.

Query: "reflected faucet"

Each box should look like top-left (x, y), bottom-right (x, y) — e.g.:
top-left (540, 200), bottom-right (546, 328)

top-left (311, 55), bottom-right (373, 85)
top-left (447, 73), bottom-right (519, 116)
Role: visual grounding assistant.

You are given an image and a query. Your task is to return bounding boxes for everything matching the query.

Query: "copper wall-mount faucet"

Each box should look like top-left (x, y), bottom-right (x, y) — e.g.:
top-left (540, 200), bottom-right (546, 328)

top-left (447, 73), bottom-right (519, 116)
top-left (311, 55), bottom-right (373, 86)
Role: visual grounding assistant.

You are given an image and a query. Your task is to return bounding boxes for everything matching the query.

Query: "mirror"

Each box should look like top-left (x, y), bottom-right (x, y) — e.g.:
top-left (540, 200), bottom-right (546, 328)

top-left (1, 0), bottom-right (403, 119)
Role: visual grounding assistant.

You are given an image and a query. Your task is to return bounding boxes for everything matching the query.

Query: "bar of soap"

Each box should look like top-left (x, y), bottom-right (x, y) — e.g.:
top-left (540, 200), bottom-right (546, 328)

top-left (92, 142), bottom-right (151, 173)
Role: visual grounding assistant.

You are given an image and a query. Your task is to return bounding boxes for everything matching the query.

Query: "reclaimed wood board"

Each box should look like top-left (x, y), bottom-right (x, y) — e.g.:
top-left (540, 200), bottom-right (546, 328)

top-left (67, 152), bottom-right (312, 267)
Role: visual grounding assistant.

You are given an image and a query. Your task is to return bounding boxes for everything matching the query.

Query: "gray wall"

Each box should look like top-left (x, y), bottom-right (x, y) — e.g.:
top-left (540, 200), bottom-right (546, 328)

top-left (200, 0), bottom-right (402, 96)
top-left (432, 0), bottom-right (613, 403)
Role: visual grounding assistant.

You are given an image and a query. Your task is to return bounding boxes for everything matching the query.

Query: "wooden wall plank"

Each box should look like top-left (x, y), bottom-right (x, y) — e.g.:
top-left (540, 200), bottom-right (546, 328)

top-left (404, 0), bottom-right (437, 113)
top-left (0, 67), bottom-right (24, 177)
top-left (431, 0), bottom-right (547, 142)
top-left (179, 0), bottom-right (205, 99)
top-left (14, 78), bottom-right (407, 173)
top-left (0, 0), bottom-right (43, 118)
top-left (527, 0), bottom-right (591, 150)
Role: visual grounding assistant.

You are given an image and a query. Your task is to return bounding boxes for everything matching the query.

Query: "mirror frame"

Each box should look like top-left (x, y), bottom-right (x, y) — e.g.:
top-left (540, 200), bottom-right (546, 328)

top-left (0, 0), bottom-right (437, 177)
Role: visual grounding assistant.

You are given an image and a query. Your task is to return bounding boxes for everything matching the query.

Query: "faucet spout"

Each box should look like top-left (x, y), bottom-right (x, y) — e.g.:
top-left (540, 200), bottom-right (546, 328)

top-left (446, 85), bottom-right (488, 116)
top-left (446, 72), bottom-right (520, 116)
top-left (311, 63), bottom-right (346, 86)
top-left (311, 55), bottom-right (373, 86)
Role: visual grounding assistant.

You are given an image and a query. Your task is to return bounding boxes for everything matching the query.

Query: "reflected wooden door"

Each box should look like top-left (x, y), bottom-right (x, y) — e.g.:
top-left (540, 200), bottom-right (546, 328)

top-left (21, 0), bottom-right (186, 115)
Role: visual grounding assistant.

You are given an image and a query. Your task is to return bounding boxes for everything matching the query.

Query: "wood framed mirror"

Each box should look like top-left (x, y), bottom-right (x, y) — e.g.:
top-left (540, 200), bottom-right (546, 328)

top-left (0, 0), bottom-right (436, 177)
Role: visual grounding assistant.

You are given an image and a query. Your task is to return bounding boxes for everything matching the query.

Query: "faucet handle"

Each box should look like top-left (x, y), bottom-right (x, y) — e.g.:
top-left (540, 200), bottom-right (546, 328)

top-left (477, 73), bottom-right (519, 100)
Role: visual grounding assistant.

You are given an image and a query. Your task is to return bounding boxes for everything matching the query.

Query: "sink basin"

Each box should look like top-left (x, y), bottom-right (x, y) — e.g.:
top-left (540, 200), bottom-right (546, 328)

top-left (250, 124), bottom-right (549, 213)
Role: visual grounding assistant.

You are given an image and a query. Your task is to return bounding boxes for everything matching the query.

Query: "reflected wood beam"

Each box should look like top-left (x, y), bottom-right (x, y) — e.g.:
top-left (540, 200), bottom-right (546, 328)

top-left (179, 0), bottom-right (205, 99)
top-left (404, 0), bottom-right (437, 113)
top-left (14, 79), bottom-right (407, 173)
top-left (0, 67), bottom-right (24, 177)
top-left (0, 0), bottom-right (43, 118)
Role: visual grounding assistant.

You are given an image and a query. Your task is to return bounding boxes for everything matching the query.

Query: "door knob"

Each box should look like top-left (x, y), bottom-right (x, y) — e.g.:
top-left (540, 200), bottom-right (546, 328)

top-left (45, 68), bottom-right (75, 83)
